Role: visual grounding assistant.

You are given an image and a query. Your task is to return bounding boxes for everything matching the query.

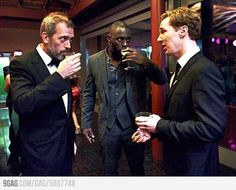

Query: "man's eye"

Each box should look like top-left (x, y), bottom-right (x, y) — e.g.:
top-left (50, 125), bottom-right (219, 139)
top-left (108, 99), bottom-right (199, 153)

top-left (117, 37), bottom-right (131, 42)
top-left (117, 38), bottom-right (123, 42)
top-left (159, 29), bottom-right (166, 34)
top-left (60, 36), bottom-right (68, 42)
top-left (126, 37), bottom-right (131, 42)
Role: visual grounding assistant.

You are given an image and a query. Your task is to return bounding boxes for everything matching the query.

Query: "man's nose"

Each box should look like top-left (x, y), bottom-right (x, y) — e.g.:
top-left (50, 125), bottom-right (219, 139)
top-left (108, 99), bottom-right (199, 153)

top-left (123, 40), bottom-right (130, 48)
top-left (157, 35), bottom-right (162, 42)
top-left (65, 40), bottom-right (72, 49)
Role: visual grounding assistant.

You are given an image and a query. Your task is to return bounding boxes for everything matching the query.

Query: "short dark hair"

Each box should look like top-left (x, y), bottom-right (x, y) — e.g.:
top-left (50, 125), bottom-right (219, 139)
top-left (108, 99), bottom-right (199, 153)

top-left (108, 20), bottom-right (129, 34)
top-left (40, 12), bottom-right (74, 37)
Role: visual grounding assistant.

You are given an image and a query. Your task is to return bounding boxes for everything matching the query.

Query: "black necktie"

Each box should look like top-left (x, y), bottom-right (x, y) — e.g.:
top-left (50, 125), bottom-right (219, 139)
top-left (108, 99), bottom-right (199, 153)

top-left (48, 58), bottom-right (60, 67)
top-left (172, 62), bottom-right (181, 85)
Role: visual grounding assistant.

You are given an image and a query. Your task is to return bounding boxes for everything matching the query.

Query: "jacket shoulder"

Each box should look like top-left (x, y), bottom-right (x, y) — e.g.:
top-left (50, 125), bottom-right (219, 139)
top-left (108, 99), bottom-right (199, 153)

top-left (12, 49), bottom-right (39, 65)
top-left (89, 50), bottom-right (106, 61)
top-left (196, 54), bottom-right (219, 71)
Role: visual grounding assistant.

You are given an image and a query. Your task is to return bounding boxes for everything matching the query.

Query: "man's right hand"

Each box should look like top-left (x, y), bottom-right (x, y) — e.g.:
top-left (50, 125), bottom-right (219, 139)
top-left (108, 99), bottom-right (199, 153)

top-left (82, 128), bottom-right (95, 144)
top-left (57, 53), bottom-right (81, 79)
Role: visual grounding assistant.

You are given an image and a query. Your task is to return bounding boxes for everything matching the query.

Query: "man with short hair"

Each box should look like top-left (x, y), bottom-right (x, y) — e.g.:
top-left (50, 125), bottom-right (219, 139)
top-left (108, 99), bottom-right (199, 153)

top-left (10, 12), bottom-right (81, 176)
top-left (132, 7), bottom-right (227, 176)
top-left (81, 20), bottom-right (166, 175)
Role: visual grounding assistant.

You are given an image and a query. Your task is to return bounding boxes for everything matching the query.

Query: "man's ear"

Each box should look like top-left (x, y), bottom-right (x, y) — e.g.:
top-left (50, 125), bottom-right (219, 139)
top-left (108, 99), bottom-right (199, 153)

top-left (179, 25), bottom-right (188, 38)
top-left (42, 32), bottom-right (49, 44)
top-left (107, 34), bottom-right (111, 42)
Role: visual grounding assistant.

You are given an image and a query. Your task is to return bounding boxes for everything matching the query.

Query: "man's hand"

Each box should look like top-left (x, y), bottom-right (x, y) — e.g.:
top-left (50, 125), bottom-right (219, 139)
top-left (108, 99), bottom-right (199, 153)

top-left (82, 128), bottom-right (95, 144)
top-left (122, 47), bottom-right (148, 65)
top-left (131, 128), bottom-right (151, 143)
top-left (57, 53), bottom-right (81, 79)
top-left (135, 114), bottom-right (160, 133)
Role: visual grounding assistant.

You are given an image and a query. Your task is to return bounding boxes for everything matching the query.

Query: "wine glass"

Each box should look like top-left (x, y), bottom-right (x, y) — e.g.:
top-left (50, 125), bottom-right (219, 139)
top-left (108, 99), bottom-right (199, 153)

top-left (121, 48), bottom-right (134, 70)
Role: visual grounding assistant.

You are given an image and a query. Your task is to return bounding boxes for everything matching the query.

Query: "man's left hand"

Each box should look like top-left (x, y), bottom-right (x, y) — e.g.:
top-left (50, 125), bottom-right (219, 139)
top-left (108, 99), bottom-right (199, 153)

top-left (131, 128), bottom-right (151, 143)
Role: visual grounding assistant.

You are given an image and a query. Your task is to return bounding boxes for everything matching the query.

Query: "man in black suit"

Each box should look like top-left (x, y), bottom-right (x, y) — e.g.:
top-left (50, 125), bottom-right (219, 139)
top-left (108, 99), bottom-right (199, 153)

top-left (9, 12), bottom-right (81, 176)
top-left (81, 21), bottom-right (166, 175)
top-left (132, 7), bottom-right (227, 176)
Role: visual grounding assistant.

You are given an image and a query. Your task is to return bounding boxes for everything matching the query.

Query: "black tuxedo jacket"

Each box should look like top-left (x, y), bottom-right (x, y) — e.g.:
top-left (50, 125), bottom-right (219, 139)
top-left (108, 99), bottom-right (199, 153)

top-left (157, 52), bottom-right (227, 175)
top-left (9, 49), bottom-right (75, 176)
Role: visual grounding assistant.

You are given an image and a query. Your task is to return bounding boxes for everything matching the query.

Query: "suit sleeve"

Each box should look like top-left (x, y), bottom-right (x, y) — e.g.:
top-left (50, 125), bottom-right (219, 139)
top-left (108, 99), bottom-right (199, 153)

top-left (142, 59), bottom-right (167, 85)
top-left (9, 59), bottom-right (70, 118)
top-left (81, 58), bottom-right (96, 129)
top-left (137, 50), bottom-right (166, 85)
top-left (157, 64), bottom-right (227, 143)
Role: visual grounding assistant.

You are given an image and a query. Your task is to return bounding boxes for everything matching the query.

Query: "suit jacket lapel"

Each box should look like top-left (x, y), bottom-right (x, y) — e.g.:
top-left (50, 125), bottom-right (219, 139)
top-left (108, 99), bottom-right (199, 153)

top-left (125, 69), bottom-right (133, 100)
top-left (100, 51), bottom-right (109, 104)
top-left (167, 52), bottom-right (203, 100)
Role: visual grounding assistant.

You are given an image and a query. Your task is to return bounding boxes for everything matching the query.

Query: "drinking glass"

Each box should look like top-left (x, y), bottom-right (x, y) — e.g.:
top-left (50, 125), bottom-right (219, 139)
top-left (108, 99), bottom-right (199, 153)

top-left (135, 112), bottom-right (152, 140)
top-left (121, 48), bottom-right (134, 70)
top-left (135, 112), bottom-right (152, 118)
top-left (65, 52), bottom-right (81, 79)
top-left (65, 51), bottom-right (75, 58)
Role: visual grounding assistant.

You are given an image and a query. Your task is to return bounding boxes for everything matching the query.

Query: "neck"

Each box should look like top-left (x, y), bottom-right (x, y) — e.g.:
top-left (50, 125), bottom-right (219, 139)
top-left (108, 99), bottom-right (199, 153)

top-left (174, 40), bottom-right (198, 59)
top-left (40, 43), bottom-right (49, 56)
top-left (107, 46), bottom-right (122, 62)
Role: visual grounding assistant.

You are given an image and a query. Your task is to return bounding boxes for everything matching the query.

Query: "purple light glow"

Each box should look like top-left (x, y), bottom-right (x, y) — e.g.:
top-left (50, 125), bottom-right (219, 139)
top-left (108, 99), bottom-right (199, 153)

top-left (216, 37), bottom-right (220, 45)
top-left (225, 37), bottom-right (229, 45)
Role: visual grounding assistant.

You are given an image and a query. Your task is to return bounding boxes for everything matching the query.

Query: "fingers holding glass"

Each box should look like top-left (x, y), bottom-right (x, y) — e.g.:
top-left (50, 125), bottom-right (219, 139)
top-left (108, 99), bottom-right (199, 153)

top-left (132, 129), bottom-right (151, 143)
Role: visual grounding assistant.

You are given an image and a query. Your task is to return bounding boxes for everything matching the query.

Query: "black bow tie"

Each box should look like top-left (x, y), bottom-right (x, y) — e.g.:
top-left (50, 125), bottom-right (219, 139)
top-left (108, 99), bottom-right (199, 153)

top-left (48, 58), bottom-right (60, 67)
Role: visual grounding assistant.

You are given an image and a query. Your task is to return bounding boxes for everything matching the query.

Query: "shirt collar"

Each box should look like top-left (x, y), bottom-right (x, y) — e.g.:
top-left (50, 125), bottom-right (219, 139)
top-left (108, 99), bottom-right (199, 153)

top-left (36, 44), bottom-right (52, 66)
top-left (177, 46), bottom-right (200, 69)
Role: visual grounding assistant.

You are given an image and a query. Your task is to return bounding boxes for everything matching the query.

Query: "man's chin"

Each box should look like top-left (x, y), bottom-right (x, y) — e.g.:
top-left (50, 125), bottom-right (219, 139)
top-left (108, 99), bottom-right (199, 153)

top-left (56, 55), bottom-right (65, 61)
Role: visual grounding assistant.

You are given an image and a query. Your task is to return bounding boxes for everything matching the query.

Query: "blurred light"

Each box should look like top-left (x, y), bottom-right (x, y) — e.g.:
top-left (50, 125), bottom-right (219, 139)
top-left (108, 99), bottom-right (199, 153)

top-left (225, 37), bottom-right (229, 45)
top-left (212, 37), bottom-right (215, 43)
top-left (13, 50), bottom-right (23, 57)
top-left (216, 37), bottom-right (220, 45)
top-left (233, 40), bottom-right (236, 47)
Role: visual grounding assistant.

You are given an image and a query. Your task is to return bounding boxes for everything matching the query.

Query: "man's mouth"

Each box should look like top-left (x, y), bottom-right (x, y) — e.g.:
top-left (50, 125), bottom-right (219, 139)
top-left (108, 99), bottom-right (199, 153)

top-left (61, 51), bottom-right (69, 55)
top-left (162, 45), bottom-right (167, 51)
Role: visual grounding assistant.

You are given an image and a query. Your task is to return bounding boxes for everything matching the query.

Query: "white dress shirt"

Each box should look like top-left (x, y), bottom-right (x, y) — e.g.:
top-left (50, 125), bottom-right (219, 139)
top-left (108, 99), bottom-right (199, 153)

top-left (170, 46), bottom-right (200, 87)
